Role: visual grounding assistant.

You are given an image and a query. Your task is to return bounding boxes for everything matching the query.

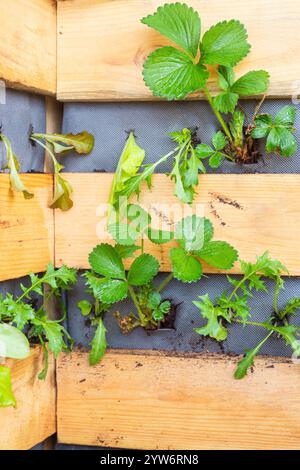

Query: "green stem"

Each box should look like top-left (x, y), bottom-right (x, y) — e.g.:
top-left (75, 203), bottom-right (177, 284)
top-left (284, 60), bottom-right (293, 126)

top-left (128, 285), bottom-right (147, 326)
top-left (273, 275), bottom-right (281, 315)
top-left (31, 137), bottom-right (58, 168)
top-left (203, 85), bottom-right (233, 142)
top-left (157, 273), bottom-right (174, 293)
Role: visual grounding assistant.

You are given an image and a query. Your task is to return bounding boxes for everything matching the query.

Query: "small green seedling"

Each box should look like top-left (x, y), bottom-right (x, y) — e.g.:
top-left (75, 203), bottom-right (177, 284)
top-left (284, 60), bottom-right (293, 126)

top-left (31, 131), bottom-right (94, 210)
top-left (0, 264), bottom-right (76, 407)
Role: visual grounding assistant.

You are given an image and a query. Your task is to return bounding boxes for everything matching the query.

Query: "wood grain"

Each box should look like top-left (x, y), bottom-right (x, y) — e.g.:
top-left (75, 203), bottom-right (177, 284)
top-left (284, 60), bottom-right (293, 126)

top-left (0, 174), bottom-right (54, 281)
top-left (57, 0), bottom-right (300, 101)
top-left (0, 0), bottom-right (56, 95)
top-left (57, 350), bottom-right (300, 450)
top-left (55, 173), bottom-right (300, 275)
top-left (1, 346), bottom-right (56, 450)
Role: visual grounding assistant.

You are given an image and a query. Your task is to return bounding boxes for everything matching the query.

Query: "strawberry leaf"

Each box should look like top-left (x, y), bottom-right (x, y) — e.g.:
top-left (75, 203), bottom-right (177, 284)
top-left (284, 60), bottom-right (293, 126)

top-left (141, 3), bottom-right (201, 57)
top-left (196, 241), bottom-right (238, 269)
top-left (201, 20), bottom-right (250, 67)
top-left (127, 254), bottom-right (160, 286)
top-left (143, 46), bottom-right (209, 100)
top-left (170, 247), bottom-right (203, 283)
top-left (89, 244), bottom-right (125, 280)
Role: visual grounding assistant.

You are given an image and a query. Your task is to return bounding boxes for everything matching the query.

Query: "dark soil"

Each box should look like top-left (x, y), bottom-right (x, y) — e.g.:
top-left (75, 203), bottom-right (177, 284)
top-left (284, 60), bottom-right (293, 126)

top-left (159, 299), bottom-right (179, 330)
top-left (225, 127), bottom-right (261, 165)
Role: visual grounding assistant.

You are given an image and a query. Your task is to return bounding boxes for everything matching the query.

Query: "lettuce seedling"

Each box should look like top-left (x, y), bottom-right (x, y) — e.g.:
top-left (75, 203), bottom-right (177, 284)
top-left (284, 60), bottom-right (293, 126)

top-left (0, 264), bottom-right (77, 407)
top-left (0, 133), bottom-right (33, 199)
top-left (141, 2), bottom-right (297, 166)
top-left (31, 131), bottom-right (94, 211)
top-left (192, 251), bottom-right (300, 378)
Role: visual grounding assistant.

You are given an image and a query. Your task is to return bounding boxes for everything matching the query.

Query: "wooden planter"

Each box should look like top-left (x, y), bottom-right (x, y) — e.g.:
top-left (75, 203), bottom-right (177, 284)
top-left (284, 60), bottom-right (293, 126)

top-left (0, 347), bottom-right (56, 450)
top-left (1, 0), bottom-right (300, 450)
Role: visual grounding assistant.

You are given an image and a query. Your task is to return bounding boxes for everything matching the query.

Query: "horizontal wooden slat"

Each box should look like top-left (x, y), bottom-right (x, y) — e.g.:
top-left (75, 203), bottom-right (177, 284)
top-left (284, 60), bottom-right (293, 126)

top-left (57, 350), bottom-right (300, 450)
top-left (1, 346), bottom-right (56, 450)
top-left (0, 174), bottom-right (54, 281)
top-left (55, 173), bottom-right (300, 275)
top-left (57, 0), bottom-right (300, 101)
top-left (0, 0), bottom-right (56, 95)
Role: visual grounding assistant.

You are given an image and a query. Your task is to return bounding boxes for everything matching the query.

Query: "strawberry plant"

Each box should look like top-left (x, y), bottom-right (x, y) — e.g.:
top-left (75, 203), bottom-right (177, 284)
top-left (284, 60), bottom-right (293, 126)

top-left (78, 213), bottom-right (238, 365)
top-left (141, 2), bottom-right (297, 170)
top-left (31, 131), bottom-right (94, 210)
top-left (193, 252), bottom-right (300, 378)
top-left (0, 264), bottom-right (76, 407)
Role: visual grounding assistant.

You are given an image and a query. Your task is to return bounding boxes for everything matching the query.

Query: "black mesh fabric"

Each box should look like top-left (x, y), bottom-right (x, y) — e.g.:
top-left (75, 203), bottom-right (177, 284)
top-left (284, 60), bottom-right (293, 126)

top-left (61, 99), bottom-right (300, 357)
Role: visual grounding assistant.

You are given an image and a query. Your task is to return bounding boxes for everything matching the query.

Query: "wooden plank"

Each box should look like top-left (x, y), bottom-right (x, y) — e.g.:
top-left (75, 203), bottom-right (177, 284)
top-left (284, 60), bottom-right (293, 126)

top-left (57, 0), bottom-right (300, 101)
top-left (0, 0), bottom-right (56, 95)
top-left (55, 173), bottom-right (300, 275)
top-left (0, 174), bottom-right (54, 281)
top-left (1, 346), bottom-right (56, 450)
top-left (57, 350), bottom-right (300, 450)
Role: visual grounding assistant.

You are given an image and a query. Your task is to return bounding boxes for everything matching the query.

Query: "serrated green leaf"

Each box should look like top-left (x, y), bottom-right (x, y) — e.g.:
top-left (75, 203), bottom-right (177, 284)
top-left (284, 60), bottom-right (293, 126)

top-left (141, 3), bottom-right (201, 57)
top-left (208, 152), bottom-right (224, 169)
top-left (143, 46), bottom-right (209, 100)
top-left (77, 300), bottom-right (93, 317)
top-left (0, 366), bottom-right (16, 407)
top-left (274, 105), bottom-right (296, 126)
top-left (266, 127), bottom-right (296, 157)
top-left (193, 294), bottom-right (228, 341)
top-left (170, 158), bottom-right (194, 204)
top-left (231, 70), bottom-right (269, 95)
top-left (196, 241), bottom-right (238, 269)
top-left (41, 322), bottom-right (65, 358)
top-left (127, 254), bottom-right (160, 286)
top-left (214, 91), bottom-right (239, 113)
top-left (218, 66), bottom-right (235, 89)
top-left (114, 244), bottom-right (140, 259)
top-left (275, 128), bottom-right (297, 157)
top-left (89, 244), bottom-right (125, 280)
top-left (0, 324), bottom-right (30, 359)
top-left (108, 222), bottom-right (139, 246)
top-left (251, 114), bottom-right (272, 138)
top-left (147, 291), bottom-right (161, 310)
top-left (170, 247), bottom-right (203, 283)
top-left (89, 318), bottom-right (107, 365)
top-left (175, 215), bottom-right (212, 252)
top-left (271, 325), bottom-right (300, 357)
top-left (184, 151), bottom-right (205, 187)
top-left (280, 297), bottom-right (300, 318)
top-left (95, 279), bottom-right (128, 304)
top-left (195, 143), bottom-right (214, 158)
top-left (212, 131), bottom-right (227, 150)
top-left (147, 228), bottom-right (174, 244)
top-left (201, 20), bottom-right (250, 67)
